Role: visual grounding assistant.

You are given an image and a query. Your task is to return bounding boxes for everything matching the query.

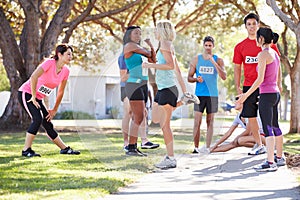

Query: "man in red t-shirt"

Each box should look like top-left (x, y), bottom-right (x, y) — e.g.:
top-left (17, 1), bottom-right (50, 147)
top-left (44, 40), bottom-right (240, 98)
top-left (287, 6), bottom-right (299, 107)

top-left (233, 13), bottom-right (280, 155)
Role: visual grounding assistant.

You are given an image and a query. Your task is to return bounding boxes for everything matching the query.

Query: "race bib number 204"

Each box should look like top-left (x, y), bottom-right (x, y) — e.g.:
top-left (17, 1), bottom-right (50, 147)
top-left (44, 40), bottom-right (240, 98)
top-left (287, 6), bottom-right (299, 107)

top-left (38, 85), bottom-right (54, 96)
top-left (245, 56), bottom-right (258, 64)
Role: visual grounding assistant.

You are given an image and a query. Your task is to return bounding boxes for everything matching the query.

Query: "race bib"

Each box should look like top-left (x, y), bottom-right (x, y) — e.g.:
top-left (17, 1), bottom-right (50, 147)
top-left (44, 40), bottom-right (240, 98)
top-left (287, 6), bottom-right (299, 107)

top-left (38, 85), bottom-right (54, 96)
top-left (199, 66), bottom-right (214, 74)
top-left (245, 56), bottom-right (258, 64)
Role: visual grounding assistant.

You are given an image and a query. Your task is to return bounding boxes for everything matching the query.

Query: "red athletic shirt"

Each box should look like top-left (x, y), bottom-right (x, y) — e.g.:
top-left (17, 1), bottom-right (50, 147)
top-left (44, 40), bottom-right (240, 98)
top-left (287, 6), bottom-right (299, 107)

top-left (233, 38), bottom-right (280, 86)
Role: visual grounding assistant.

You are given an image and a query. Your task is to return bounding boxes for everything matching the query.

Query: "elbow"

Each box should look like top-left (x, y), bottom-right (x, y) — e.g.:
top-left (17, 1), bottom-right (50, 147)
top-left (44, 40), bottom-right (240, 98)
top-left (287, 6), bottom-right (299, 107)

top-left (221, 72), bottom-right (227, 80)
top-left (221, 75), bottom-right (227, 80)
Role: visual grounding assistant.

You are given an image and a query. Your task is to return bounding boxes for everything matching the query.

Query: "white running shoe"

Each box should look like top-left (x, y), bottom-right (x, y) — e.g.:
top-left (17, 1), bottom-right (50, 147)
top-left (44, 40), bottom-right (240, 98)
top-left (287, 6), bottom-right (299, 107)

top-left (254, 160), bottom-right (278, 172)
top-left (248, 145), bottom-right (266, 155)
top-left (155, 156), bottom-right (177, 169)
top-left (275, 156), bottom-right (286, 166)
top-left (181, 92), bottom-right (200, 105)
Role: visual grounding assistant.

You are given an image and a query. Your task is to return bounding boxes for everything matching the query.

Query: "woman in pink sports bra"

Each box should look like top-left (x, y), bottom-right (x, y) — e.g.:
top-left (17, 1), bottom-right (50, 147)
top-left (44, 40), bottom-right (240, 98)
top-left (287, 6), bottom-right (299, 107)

top-left (18, 44), bottom-right (80, 157)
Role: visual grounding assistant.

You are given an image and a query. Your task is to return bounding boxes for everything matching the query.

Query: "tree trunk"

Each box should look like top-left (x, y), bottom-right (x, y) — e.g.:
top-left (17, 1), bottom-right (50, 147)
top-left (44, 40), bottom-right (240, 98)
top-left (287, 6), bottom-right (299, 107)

top-left (0, 91), bottom-right (30, 133)
top-left (289, 53), bottom-right (300, 133)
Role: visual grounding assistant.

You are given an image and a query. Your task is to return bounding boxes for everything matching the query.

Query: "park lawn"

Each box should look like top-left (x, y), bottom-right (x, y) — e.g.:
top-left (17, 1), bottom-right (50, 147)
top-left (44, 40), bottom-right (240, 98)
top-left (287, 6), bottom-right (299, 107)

top-left (0, 124), bottom-right (299, 199)
top-left (0, 127), bottom-right (196, 199)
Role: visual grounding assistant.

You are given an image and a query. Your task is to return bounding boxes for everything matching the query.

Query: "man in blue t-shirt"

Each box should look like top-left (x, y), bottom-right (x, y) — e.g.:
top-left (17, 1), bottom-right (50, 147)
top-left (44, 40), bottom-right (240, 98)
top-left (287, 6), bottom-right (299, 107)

top-left (187, 36), bottom-right (227, 154)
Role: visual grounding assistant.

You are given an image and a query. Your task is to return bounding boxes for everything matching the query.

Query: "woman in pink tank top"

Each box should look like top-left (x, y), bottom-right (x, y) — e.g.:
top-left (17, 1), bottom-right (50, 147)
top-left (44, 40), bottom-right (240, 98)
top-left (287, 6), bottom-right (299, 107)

top-left (237, 27), bottom-right (285, 172)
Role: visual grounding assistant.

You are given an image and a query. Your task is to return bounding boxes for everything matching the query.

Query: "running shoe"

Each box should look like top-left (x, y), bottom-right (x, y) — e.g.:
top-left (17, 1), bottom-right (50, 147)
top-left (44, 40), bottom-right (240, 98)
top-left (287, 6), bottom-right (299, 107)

top-left (274, 156), bottom-right (286, 166)
top-left (251, 143), bottom-right (258, 151)
top-left (192, 147), bottom-right (200, 154)
top-left (126, 148), bottom-right (147, 157)
top-left (254, 160), bottom-right (278, 172)
top-left (60, 146), bottom-right (80, 155)
top-left (22, 148), bottom-right (41, 157)
top-left (123, 145), bottom-right (129, 152)
top-left (248, 145), bottom-right (266, 155)
top-left (141, 141), bottom-right (159, 149)
top-left (155, 156), bottom-right (177, 169)
top-left (181, 92), bottom-right (200, 105)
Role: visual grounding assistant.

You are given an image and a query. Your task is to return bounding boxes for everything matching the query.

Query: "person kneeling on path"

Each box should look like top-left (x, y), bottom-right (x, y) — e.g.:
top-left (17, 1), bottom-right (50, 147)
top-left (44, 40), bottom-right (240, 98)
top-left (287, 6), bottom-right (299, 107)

top-left (18, 44), bottom-right (80, 157)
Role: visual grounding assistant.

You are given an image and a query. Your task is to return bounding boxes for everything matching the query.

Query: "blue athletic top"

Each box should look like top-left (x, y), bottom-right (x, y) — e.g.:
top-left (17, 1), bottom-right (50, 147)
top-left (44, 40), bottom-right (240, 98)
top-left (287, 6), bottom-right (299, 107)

top-left (195, 54), bottom-right (219, 97)
top-left (125, 53), bottom-right (148, 83)
top-left (118, 53), bottom-right (127, 87)
top-left (155, 50), bottom-right (176, 90)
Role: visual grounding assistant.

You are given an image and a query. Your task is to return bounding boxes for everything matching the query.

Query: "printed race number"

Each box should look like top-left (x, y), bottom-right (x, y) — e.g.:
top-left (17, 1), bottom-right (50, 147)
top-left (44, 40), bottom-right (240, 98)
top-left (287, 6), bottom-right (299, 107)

top-left (38, 85), bottom-right (54, 96)
top-left (199, 66), bottom-right (214, 74)
top-left (245, 56), bottom-right (258, 64)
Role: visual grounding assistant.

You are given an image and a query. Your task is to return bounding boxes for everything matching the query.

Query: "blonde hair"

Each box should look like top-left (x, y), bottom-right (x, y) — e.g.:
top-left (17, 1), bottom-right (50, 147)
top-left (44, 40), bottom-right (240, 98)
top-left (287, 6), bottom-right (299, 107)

top-left (156, 20), bottom-right (176, 41)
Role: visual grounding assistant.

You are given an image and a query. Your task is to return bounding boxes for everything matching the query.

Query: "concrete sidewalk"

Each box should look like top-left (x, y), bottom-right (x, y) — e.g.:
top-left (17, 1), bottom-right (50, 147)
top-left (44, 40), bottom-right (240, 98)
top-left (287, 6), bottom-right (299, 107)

top-left (104, 148), bottom-right (299, 200)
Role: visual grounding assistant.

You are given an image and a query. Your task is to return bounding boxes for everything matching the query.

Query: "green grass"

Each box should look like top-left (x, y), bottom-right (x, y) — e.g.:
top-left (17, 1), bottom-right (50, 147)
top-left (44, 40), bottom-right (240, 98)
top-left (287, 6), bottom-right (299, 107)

top-left (0, 125), bottom-right (299, 199)
top-left (283, 133), bottom-right (300, 154)
top-left (283, 133), bottom-right (300, 183)
top-left (0, 127), bottom-right (198, 199)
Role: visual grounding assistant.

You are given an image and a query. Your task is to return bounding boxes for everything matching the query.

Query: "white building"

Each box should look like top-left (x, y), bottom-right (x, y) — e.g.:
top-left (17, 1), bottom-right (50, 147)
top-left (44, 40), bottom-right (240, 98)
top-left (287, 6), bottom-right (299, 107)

top-left (49, 58), bottom-right (192, 119)
top-left (49, 58), bottom-right (121, 119)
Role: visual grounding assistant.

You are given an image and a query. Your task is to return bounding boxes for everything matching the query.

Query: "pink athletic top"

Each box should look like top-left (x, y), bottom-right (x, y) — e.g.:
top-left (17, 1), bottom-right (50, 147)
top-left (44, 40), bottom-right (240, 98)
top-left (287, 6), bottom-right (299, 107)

top-left (19, 59), bottom-right (70, 100)
top-left (259, 49), bottom-right (280, 94)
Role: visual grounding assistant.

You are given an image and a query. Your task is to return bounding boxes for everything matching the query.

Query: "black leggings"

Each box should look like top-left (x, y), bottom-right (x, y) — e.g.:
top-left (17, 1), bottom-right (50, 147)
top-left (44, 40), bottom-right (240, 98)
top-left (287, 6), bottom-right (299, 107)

top-left (258, 93), bottom-right (282, 137)
top-left (18, 91), bottom-right (58, 140)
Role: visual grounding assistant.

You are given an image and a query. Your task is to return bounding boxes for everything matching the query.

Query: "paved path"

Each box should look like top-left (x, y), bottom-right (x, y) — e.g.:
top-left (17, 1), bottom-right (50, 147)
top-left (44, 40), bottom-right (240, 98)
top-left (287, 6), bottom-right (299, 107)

top-left (104, 147), bottom-right (299, 200)
top-left (53, 119), bottom-right (300, 200)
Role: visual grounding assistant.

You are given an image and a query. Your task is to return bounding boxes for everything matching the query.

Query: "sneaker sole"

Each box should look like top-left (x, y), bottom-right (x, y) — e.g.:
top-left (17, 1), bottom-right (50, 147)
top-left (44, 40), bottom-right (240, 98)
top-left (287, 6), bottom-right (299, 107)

top-left (155, 165), bottom-right (176, 170)
top-left (255, 167), bottom-right (278, 172)
top-left (248, 151), bottom-right (266, 155)
top-left (125, 152), bottom-right (147, 157)
top-left (141, 145), bottom-right (159, 149)
top-left (276, 163), bottom-right (286, 167)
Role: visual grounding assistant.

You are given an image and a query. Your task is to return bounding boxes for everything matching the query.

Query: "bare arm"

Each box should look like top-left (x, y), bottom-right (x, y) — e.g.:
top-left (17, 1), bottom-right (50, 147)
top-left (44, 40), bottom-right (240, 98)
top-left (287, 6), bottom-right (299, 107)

top-left (187, 56), bottom-right (202, 83)
top-left (212, 125), bottom-right (238, 148)
top-left (124, 41), bottom-right (156, 62)
top-left (28, 66), bottom-right (44, 108)
top-left (46, 79), bottom-right (67, 121)
top-left (210, 56), bottom-right (226, 80)
top-left (119, 69), bottom-right (128, 82)
top-left (234, 63), bottom-right (242, 94)
top-left (174, 56), bottom-right (187, 93)
top-left (142, 41), bottom-right (174, 70)
top-left (277, 62), bottom-right (282, 93)
top-left (237, 52), bottom-right (266, 104)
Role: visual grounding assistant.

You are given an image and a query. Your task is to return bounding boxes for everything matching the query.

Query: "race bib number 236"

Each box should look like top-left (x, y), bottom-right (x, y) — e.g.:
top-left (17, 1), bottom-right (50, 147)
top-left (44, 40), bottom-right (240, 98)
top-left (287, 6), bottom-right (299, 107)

top-left (245, 56), bottom-right (258, 64)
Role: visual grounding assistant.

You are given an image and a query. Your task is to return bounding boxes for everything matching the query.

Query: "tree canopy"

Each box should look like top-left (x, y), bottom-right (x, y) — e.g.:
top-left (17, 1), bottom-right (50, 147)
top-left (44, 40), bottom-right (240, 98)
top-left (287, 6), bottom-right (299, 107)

top-left (1, 0), bottom-right (299, 133)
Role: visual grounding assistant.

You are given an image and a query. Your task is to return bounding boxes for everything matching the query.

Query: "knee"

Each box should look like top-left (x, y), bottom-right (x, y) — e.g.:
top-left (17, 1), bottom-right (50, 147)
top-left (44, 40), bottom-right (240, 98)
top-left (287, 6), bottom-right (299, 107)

top-left (42, 121), bottom-right (58, 140)
top-left (134, 117), bottom-right (144, 125)
top-left (47, 129), bottom-right (58, 140)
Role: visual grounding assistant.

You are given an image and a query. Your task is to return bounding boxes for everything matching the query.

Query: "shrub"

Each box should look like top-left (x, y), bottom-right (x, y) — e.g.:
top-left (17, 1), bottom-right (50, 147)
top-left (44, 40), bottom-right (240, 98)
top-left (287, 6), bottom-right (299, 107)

top-left (54, 111), bottom-right (95, 119)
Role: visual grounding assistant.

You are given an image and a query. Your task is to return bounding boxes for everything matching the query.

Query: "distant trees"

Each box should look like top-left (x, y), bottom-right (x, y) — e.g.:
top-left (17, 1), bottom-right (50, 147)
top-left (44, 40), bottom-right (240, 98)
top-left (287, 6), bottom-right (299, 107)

top-left (0, 0), bottom-right (298, 133)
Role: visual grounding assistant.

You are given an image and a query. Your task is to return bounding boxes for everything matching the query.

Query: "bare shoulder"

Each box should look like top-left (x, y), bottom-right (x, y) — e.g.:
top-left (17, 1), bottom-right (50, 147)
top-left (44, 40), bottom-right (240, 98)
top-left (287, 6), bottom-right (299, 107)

top-left (160, 40), bottom-right (172, 51)
top-left (124, 42), bottom-right (139, 50)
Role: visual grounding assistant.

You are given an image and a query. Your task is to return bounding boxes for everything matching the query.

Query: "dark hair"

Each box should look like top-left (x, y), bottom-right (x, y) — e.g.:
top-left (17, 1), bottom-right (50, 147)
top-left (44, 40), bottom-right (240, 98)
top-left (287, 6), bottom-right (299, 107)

top-left (52, 43), bottom-right (73, 60)
top-left (243, 13), bottom-right (260, 25)
top-left (203, 36), bottom-right (214, 45)
top-left (256, 27), bottom-right (279, 44)
top-left (123, 25), bottom-right (141, 45)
